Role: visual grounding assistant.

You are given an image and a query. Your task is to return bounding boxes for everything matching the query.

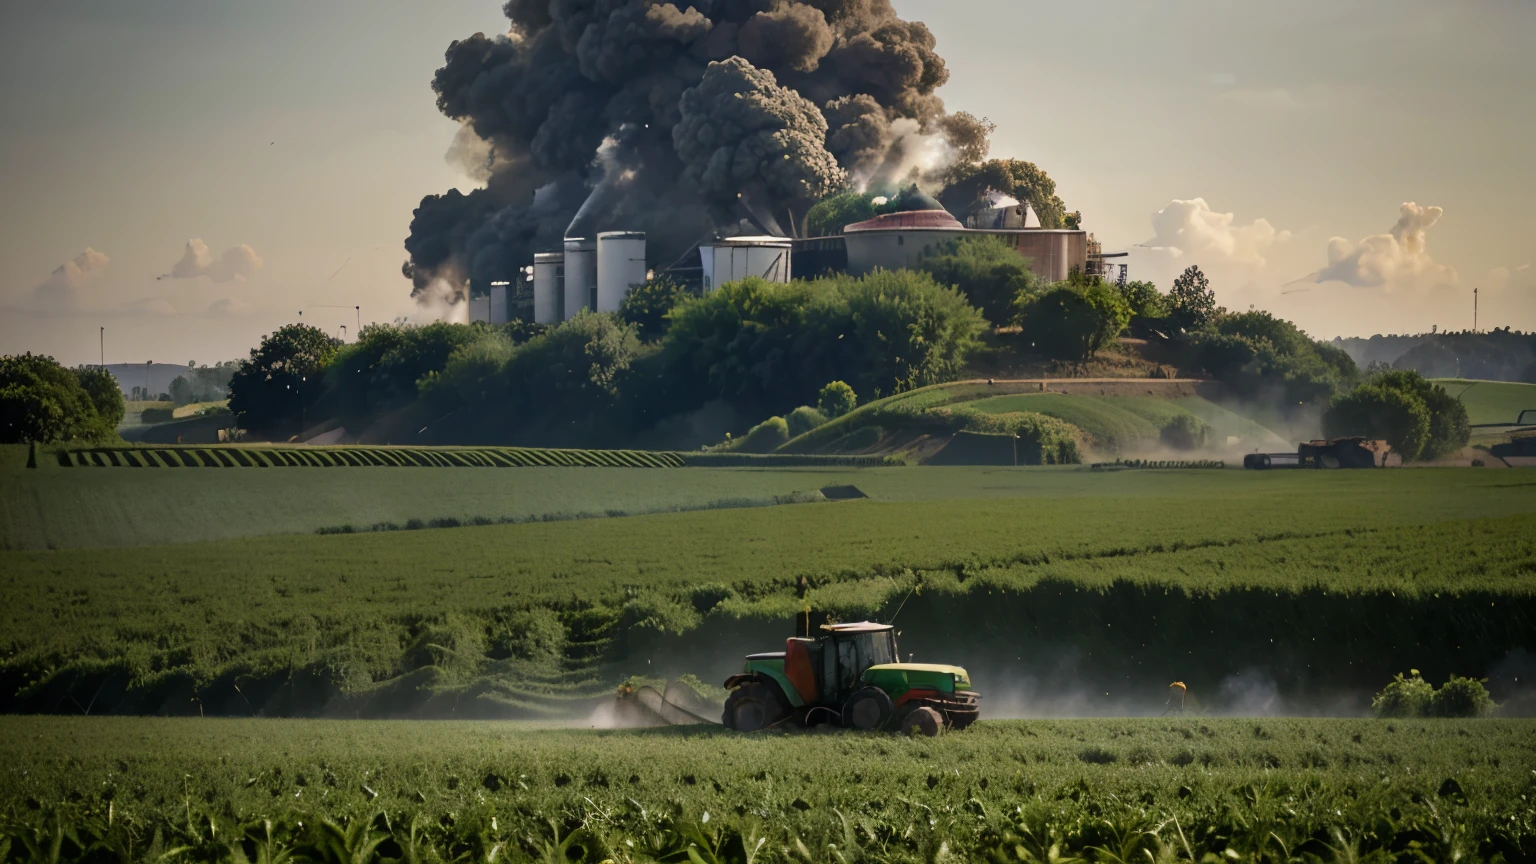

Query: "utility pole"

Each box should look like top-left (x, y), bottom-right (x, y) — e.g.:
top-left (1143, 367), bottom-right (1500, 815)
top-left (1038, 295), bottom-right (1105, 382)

top-left (1473, 287), bottom-right (1478, 333)
top-left (99, 327), bottom-right (104, 368)
top-left (355, 305), bottom-right (361, 333)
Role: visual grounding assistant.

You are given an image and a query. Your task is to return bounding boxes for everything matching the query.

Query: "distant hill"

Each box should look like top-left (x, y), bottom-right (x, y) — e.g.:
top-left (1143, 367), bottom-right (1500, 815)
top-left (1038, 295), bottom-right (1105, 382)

top-left (1335, 330), bottom-right (1535, 383)
top-left (101, 363), bottom-right (195, 398)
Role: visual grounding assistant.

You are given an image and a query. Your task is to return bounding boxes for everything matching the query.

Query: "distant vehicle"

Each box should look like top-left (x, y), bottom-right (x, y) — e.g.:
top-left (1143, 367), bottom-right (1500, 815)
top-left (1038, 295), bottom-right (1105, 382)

top-left (722, 621), bottom-right (980, 736)
top-left (1244, 437), bottom-right (1401, 470)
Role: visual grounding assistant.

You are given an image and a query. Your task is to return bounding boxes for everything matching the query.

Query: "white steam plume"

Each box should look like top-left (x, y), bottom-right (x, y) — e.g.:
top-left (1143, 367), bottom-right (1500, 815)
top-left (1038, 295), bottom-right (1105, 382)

top-left (1315, 202), bottom-right (1457, 291)
top-left (1143, 198), bottom-right (1289, 269)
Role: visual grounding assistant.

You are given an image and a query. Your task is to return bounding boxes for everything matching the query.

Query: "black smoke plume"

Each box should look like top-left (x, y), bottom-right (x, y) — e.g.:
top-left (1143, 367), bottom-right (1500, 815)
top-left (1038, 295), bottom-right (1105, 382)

top-left (405, 0), bottom-right (965, 302)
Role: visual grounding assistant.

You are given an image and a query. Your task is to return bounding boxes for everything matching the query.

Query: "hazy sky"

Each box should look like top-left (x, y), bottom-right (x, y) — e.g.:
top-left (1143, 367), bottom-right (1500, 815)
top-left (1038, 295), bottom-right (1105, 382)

top-left (2, 0), bottom-right (1532, 367)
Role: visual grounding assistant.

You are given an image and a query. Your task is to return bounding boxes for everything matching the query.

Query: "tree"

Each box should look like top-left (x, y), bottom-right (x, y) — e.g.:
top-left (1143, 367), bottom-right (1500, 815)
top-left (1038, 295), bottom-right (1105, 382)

top-left (817, 381), bottom-right (858, 418)
top-left (1323, 382), bottom-right (1430, 460)
top-left (937, 159), bottom-right (1070, 229)
top-left (619, 277), bottom-right (692, 342)
top-left (73, 366), bottom-right (125, 430)
top-left (1015, 281), bottom-right (1130, 361)
top-left (806, 190), bottom-right (893, 237)
top-left (0, 353), bottom-right (117, 444)
top-left (1167, 265), bottom-right (1216, 332)
top-left (1333, 369), bottom-right (1469, 460)
top-left (917, 236), bottom-right (1042, 325)
top-left (228, 324), bottom-right (341, 438)
top-left (1117, 280), bottom-right (1167, 320)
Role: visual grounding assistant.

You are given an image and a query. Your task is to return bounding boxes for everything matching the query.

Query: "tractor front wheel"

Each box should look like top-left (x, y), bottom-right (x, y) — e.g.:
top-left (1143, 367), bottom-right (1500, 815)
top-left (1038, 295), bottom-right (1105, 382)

top-left (897, 706), bottom-right (943, 737)
top-left (842, 687), bottom-right (895, 731)
top-left (723, 681), bottom-right (788, 731)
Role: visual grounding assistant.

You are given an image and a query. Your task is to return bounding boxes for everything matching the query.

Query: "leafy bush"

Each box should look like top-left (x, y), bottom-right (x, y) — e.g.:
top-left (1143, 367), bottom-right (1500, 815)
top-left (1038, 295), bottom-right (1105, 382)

top-left (1183, 312), bottom-right (1360, 412)
top-left (229, 324), bottom-right (341, 438)
top-left (0, 353), bottom-right (120, 444)
top-left (619, 277), bottom-right (692, 342)
top-left (1372, 671), bottom-right (1435, 718)
top-left (785, 405), bottom-right (828, 438)
top-left (1372, 670), bottom-right (1495, 718)
top-left (1325, 370), bottom-right (1466, 461)
top-left (1430, 675), bottom-right (1496, 717)
top-left (804, 190), bottom-right (896, 237)
top-left (735, 416), bottom-right (790, 453)
top-left (1015, 281), bottom-right (1130, 361)
top-left (917, 235), bottom-right (1041, 325)
top-left (817, 381), bottom-right (858, 418)
top-left (1160, 414), bottom-right (1209, 451)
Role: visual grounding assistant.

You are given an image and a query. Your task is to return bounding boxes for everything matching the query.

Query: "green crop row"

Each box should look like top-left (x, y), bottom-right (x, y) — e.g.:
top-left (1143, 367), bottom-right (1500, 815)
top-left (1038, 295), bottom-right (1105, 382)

top-left (49, 447), bottom-right (895, 470)
top-left (54, 446), bottom-right (687, 469)
top-left (1091, 459), bottom-right (1227, 470)
top-left (2, 718), bottom-right (1533, 863)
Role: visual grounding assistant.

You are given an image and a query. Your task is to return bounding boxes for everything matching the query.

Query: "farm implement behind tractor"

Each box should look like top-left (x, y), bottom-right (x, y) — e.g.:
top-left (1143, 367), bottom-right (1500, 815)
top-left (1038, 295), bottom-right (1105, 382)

top-left (722, 622), bottom-right (979, 736)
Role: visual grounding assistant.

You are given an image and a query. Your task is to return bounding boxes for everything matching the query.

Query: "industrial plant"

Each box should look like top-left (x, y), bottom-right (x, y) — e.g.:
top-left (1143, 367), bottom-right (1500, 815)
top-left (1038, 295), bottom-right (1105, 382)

top-left (469, 190), bottom-right (1116, 326)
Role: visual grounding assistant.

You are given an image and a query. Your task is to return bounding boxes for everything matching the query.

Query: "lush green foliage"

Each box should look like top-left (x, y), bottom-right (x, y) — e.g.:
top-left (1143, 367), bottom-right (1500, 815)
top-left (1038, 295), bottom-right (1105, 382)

top-left (816, 381), bottom-right (857, 418)
top-left (917, 236), bottom-right (1041, 325)
top-left (619, 277), bottom-right (693, 342)
top-left (1015, 282), bottom-right (1130, 361)
top-left (228, 324), bottom-right (342, 437)
top-left (660, 272), bottom-right (986, 420)
top-left (0, 353), bottom-right (121, 444)
top-left (3, 718), bottom-right (1534, 863)
top-left (1183, 311), bottom-right (1360, 411)
top-left (1373, 671), bottom-right (1496, 718)
top-left (803, 190), bottom-right (897, 236)
top-left (1326, 370), bottom-right (1469, 460)
top-left (1167, 266), bottom-right (1217, 332)
top-left (784, 406), bottom-right (827, 438)
top-left (1159, 414), bottom-right (1210, 451)
top-left (322, 321), bottom-right (486, 428)
top-left (1117, 279), bottom-right (1167, 320)
top-left (937, 158), bottom-right (1070, 229)
top-left (735, 416), bottom-right (790, 453)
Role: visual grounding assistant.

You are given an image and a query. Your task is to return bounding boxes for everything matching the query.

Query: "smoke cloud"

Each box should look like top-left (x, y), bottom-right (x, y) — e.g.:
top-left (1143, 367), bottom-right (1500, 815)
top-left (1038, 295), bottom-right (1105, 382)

top-left (1316, 202), bottom-right (1457, 291)
top-left (32, 248), bottom-right (110, 312)
top-left (403, 0), bottom-right (965, 304)
top-left (160, 239), bottom-right (264, 283)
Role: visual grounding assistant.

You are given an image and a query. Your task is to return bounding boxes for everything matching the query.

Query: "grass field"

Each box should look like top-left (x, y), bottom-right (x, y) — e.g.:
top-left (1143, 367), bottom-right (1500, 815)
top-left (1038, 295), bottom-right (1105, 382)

top-left (4, 468), bottom-right (1533, 717)
top-left (4, 717), bottom-right (1533, 862)
top-left (1435, 378), bottom-right (1536, 426)
top-left (964, 394), bottom-right (1285, 453)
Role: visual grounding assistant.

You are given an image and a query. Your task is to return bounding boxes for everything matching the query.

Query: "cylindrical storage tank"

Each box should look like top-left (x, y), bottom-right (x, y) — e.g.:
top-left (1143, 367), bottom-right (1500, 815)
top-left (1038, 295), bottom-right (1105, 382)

top-left (562, 238), bottom-right (596, 320)
top-left (533, 252), bottom-right (563, 325)
top-left (489, 284), bottom-right (508, 324)
top-left (596, 231), bottom-right (646, 313)
top-left (699, 237), bottom-right (792, 291)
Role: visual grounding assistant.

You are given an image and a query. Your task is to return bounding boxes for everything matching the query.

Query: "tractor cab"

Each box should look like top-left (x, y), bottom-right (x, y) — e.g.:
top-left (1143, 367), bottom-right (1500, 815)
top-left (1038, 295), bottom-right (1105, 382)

top-left (723, 621), bottom-right (980, 735)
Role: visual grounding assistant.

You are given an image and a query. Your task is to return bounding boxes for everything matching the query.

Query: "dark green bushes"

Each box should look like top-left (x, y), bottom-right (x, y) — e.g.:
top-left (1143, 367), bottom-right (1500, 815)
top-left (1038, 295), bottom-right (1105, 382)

top-left (1326, 370), bottom-right (1470, 461)
top-left (0, 353), bottom-right (122, 444)
top-left (1372, 670), bottom-right (1496, 717)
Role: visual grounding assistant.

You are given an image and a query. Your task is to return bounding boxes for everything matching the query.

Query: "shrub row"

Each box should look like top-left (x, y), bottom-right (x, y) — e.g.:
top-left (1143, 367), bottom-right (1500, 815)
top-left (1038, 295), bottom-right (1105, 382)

top-left (1092, 459), bottom-right (1226, 470)
top-left (54, 446), bottom-right (687, 469)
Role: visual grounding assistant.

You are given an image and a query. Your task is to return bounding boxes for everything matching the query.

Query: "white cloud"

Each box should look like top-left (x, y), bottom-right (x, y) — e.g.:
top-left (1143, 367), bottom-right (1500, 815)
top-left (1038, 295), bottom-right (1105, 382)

top-left (1316, 202), bottom-right (1457, 292)
top-left (206, 297), bottom-right (252, 316)
top-left (32, 248), bottom-right (110, 312)
top-left (160, 239), bottom-right (263, 283)
top-left (1144, 198), bottom-right (1290, 270)
top-left (1487, 264), bottom-right (1533, 297)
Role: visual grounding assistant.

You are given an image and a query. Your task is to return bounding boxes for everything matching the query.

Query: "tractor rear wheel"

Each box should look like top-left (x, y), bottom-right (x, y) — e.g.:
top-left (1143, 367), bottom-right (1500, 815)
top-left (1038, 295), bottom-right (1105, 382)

top-left (723, 681), bottom-right (788, 731)
top-left (897, 706), bottom-right (943, 737)
top-left (842, 687), bottom-right (895, 731)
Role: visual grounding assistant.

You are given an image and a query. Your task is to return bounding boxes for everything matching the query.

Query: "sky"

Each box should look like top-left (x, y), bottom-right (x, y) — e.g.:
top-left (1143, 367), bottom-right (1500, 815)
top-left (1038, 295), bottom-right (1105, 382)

top-left (1, 0), bottom-right (1532, 367)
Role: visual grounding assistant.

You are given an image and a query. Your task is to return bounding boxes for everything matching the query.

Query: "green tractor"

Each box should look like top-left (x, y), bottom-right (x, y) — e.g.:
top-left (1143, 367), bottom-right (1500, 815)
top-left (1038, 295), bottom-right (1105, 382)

top-left (722, 622), bottom-right (980, 736)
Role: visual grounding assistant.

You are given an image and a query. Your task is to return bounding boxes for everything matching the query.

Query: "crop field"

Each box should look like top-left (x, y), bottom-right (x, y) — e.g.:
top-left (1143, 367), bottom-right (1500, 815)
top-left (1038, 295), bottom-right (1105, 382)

top-left (3, 467), bottom-right (1533, 718)
top-left (1436, 378), bottom-right (1536, 426)
top-left (3, 717), bottom-right (1533, 862)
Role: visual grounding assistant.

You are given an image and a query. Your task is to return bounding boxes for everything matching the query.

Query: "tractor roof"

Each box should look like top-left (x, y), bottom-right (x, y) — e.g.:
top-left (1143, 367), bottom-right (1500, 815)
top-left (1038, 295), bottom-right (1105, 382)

top-left (820, 621), bottom-right (892, 634)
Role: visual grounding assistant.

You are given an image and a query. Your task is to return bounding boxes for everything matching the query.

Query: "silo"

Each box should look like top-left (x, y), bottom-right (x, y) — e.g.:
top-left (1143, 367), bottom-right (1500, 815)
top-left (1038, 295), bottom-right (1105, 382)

top-left (533, 252), bottom-right (564, 325)
top-left (562, 238), bottom-right (597, 320)
top-left (698, 237), bottom-right (793, 291)
top-left (597, 231), bottom-right (647, 313)
top-left (489, 283), bottom-right (509, 324)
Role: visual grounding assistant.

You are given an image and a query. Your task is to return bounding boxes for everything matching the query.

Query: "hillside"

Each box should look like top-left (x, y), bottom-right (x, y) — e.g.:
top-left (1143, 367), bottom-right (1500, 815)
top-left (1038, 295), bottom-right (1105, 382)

top-left (1436, 378), bottom-right (1536, 426)
top-left (780, 378), bottom-right (1292, 461)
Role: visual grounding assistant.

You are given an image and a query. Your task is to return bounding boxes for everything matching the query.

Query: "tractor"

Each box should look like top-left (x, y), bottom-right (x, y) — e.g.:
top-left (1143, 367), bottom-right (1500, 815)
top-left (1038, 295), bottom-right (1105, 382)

top-left (721, 622), bottom-right (980, 736)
